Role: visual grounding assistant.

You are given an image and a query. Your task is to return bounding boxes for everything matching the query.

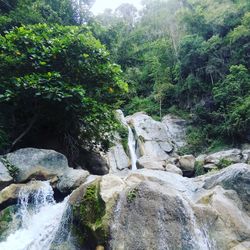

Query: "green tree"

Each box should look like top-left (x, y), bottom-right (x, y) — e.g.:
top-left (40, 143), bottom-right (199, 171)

top-left (0, 24), bottom-right (127, 159)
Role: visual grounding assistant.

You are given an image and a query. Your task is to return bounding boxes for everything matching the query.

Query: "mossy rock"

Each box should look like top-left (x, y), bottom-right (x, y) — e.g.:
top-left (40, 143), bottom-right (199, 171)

top-left (71, 180), bottom-right (109, 249)
top-left (0, 205), bottom-right (16, 240)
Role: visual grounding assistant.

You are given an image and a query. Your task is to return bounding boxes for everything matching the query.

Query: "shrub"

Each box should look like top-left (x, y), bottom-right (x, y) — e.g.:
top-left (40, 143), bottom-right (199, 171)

top-left (0, 24), bottom-right (128, 158)
top-left (194, 161), bottom-right (205, 176)
top-left (216, 158), bottom-right (233, 169)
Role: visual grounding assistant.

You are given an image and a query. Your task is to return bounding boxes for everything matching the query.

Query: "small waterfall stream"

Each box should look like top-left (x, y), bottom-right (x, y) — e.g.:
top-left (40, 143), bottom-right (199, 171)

top-left (0, 181), bottom-right (71, 250)
top-left (127, 126), bottom-right (137, 170)
top-left (117, 110), bottom-right (138, 170)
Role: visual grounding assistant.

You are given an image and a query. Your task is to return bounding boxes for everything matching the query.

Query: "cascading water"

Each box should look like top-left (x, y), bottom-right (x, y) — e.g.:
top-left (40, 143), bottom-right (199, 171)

top-left (127, 126), bottom-right (137, 170)
top-left (117, 110), bottom-right (138, 170)
top-left (0, 181), bottom-right (71, 250)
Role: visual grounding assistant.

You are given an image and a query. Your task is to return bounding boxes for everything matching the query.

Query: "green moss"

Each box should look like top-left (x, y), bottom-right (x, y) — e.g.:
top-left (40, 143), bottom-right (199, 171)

top-left (194, 161), bottom-right (205, 176)
top-left (127, 188), bottom-right (138, 203)
top-left (72, 182), bottom-right (108, 248)
top-left (216, 158), bottom-right (233, 170)
top-left (0, 206), bottom-right (15, 240)
top-left (0, 157), bottom-right (19, 181)
top-left (117, 125), bottom-right (129, 155)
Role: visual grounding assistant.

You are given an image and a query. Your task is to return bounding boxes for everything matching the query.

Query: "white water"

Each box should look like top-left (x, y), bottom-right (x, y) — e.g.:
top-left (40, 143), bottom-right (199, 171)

top-left (117, 110), bottom-right (138, 170)
top-left (127, 126), bottom-right (138, 170)
top-left (0, 181), bottom-right (70, 250)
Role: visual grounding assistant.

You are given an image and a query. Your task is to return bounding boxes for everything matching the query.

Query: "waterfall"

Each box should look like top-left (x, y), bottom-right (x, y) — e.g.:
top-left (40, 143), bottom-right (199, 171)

top-left (0, 181), bottom-right (71, 250)
top-left (127, 126), bottom-right (137, 170)
top-left (116, 110), bottom-right (138, 170)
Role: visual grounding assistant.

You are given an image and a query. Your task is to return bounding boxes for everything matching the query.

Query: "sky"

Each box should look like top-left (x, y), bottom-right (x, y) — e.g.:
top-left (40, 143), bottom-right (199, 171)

top-left (91, 0), bottom-right (143, 15)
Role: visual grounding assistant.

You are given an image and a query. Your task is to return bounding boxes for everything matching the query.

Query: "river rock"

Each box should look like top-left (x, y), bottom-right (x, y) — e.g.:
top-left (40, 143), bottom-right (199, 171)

top-left (178, 155), bottom-right (195, 176)
top-left (165, 163), bottom-right (183, 175)
top-left (6, 148), bottom-right (69, 182)
top-left (0, 162), bottom-right (13, 190)
top-left (56, 169), bottom-right (89, 194)
top-left (102, 166), bottom-right (250, 249)
top-left (106, 143), bottom-right (130, 172)
top-left (161, 114), bottom-right (187, 148)
top-left (242, 149), bottom-right (250, 163)
top-left (203, 163), bottom-right (250, 213)
top-left (205, 149), bottom-right (242, 165)
top-left (137, 155), bottom-right (165, 171)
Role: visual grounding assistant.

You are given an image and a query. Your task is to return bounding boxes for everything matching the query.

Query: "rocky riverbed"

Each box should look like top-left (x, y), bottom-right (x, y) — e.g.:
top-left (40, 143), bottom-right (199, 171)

top-left (0, 112), bottom-right (250, 249)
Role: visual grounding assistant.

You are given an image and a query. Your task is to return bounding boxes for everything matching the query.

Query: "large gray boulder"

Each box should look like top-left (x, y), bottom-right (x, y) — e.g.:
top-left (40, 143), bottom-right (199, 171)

top-left (69, 164), bottom-right (250, 249)
top-left (205, 149), bottom-right (243, 165)
top-left (178, 154), bottom-right (196, 176)
top-left (56, 169), bottom-right (89, 194)
top-left (106, 143), bottom-right (130, 172)
top-left (109, 181), bottom-right (204, 250)
top-left (6, 148), bottom-right (69, 182)
top-left (162, 114), bottom-right (187, 148)
top-left (0, 162), bottom-right (13, 190)
top-left (126, 112), bottom-right (174, 162)
top-left (137, 155), bottom-right (165, 171)
top-left (203, 163), bottom-right (250, 213)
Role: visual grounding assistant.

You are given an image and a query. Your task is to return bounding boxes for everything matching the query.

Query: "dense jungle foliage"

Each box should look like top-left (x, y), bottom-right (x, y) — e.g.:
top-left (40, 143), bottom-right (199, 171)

top-left (0, 0), bottom-right (249, 158)
top-left (94, 0), bottom-right (250, 153)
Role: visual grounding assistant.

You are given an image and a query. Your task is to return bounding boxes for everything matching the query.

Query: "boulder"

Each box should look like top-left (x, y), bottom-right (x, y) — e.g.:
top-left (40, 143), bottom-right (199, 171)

top-left (56, 169), bottom-right (89, 194)
top-left (126, 112), bottom-right (174, 162)
top-left (0, 162), bottom-right (13, 190)
top-left (126, 112), bottom-right (172, 142)
top-left (109, 181), bottom-right (208, 250)
top-left (203, 163), bottom-right (250, 213)
top-left (100, 175), bottom-right (126, 202)
top-left (165, 163), bottom-right (183, 175)
top-left (141, 141), bottom-right (171, 161)
top-left (69, 161), bottom-right (250, 249)
top-left (137, 155), bottom-right (165, 171)
top-left (178, 155), bottom-right (195, 174)
top-left (162, 114), bottom-right (187, 148)
top-left (81, 151), bottom-right (109, 175)
top-left (242, 149), bottom-right (250, 163)
top-left (205, 149), bottom-right (242, 165)
top-left (106, 143), bottom-right (130, 172)
top-left (6, 148), bottom-right (69, 182)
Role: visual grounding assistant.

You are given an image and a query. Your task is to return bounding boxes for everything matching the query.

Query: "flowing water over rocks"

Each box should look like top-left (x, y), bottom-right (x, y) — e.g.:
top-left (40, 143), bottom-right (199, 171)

top-left (0, 111), bottom-right (250, 249)
top-left (0, 181), bottom-right (71, 250)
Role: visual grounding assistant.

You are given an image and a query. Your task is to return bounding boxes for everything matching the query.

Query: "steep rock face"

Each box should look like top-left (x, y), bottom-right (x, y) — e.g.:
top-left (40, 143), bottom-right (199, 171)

top-left (162, 114), bottom-right (187, 148)
top-left (104, 111), bottom-right (188, 174)
top-left (106, 144), bottom-right (130, 172)
top-left (203, 163), bottom-right (250, 213)
top-left (109, 181), bottom-right (204, 250)
top-left (126, 112), bottom-right (174, 161)
top-left (68, 164), bottom-right (250, 250)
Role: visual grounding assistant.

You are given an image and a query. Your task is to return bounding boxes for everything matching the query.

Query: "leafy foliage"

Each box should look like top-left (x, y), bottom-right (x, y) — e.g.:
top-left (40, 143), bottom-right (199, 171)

top-left (95, 0), bottom-right (250, 152)
top-left (0, 24), bottom-right (127, 159)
